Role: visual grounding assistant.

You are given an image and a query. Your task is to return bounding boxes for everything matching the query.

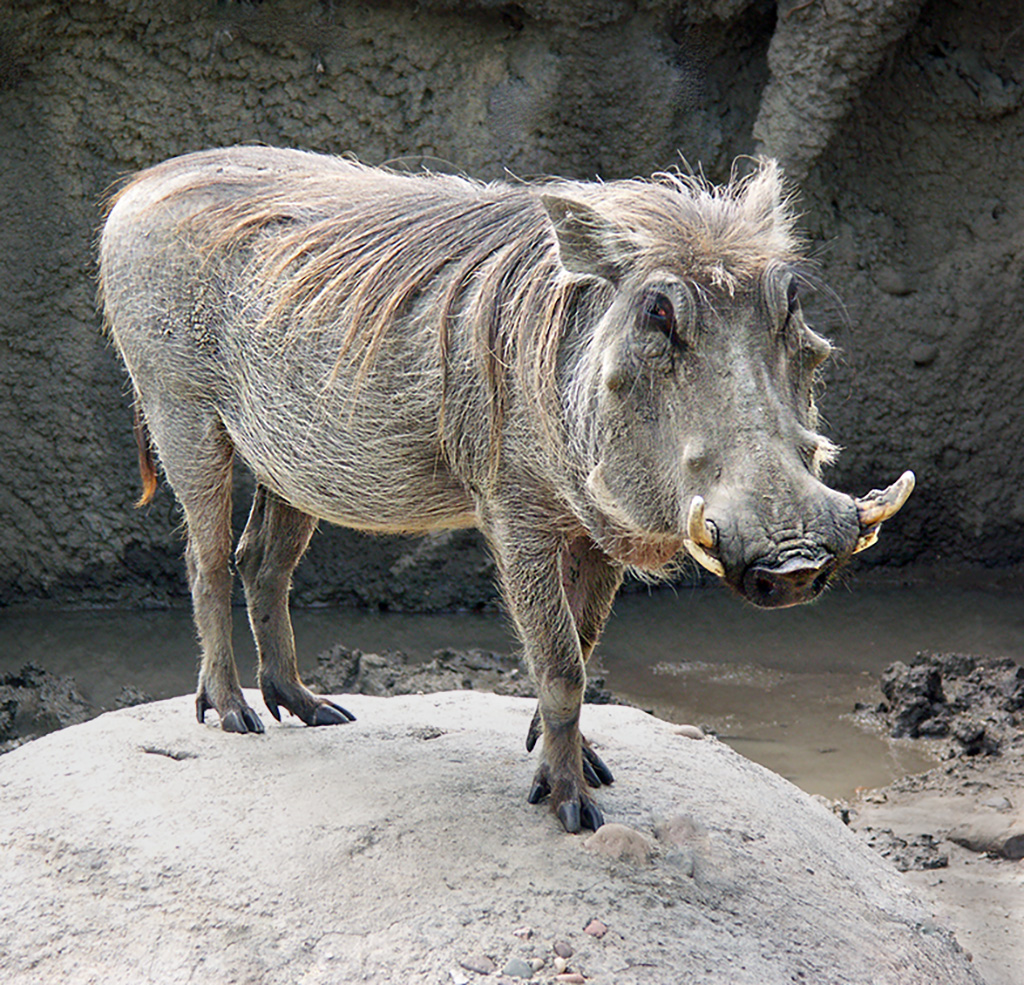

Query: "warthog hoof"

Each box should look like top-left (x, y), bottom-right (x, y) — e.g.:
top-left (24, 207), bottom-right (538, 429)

top-left (196, 688), bottom-right (265, 734)
top-left (528, 766), bottom-right (605, 833)
top-left (260, 677), bottom-right (356, 727)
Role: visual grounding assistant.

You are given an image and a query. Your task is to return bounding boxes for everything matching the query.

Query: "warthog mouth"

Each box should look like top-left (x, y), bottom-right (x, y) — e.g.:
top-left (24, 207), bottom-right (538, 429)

top-left (739, 552), bottom-right (838, 609)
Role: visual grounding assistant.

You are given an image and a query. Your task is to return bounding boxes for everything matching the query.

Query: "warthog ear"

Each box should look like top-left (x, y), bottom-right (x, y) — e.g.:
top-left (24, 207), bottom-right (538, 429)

top-left (541, 194), bottom-right (632, 283)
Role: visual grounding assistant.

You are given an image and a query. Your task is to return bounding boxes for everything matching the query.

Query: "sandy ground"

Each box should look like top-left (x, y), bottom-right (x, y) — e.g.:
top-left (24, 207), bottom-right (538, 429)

top-left (848, 746), bottom-right (1023, 985)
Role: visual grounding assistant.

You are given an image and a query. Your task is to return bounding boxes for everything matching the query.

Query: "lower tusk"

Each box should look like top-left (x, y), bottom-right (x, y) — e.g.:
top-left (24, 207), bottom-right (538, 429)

top-left (851, 525), bottom-right (880, 555)
top-left (854, 471), bottom-right (916, 527)
top-left (683, 538), bottom-right (726, 578)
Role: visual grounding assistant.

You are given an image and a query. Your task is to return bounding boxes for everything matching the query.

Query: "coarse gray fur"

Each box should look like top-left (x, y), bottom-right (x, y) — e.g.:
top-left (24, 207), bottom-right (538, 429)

top-left (99, 145), bottom-right (892, 833)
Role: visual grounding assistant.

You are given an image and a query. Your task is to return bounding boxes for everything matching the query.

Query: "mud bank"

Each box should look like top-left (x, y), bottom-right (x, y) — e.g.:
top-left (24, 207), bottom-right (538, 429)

top-left (847, 653), bottom-right (1024, 985)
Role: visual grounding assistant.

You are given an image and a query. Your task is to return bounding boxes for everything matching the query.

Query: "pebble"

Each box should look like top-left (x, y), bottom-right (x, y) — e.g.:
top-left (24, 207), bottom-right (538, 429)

top-left (555, 974), bottom-right (586, 983)
top-left (981, 795), bottom-right (1013, 812)
top-left (512, 925), bottom-right (533, 940)
top-left (503, 956), bottom-right (535, 979)
top-left (949, 813), bottom-right (1024, 860)
top-left (553, 940), bottom-right (574, 958)
top-left (875, 268), bottom-right (915, 296)
top-left (583, 917), bottom-right (607, 938)
top-left (460, 954), bottom-right (497, 974)
top-left (553, 956), bottom-right (568, 973)
top-left (654, 813), bottom-right (707, 850)
top-left (674, 724), bottom-right (705, 740)
top-left (910, 342), bottom-right (938, 367)
top-left (583, 823), bottom-right (654, 863)
top-left (449, 970), bottom-right (470, 985)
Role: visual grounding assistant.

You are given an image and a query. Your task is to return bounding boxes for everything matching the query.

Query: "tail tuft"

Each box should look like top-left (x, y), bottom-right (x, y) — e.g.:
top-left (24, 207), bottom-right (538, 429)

top-left (133, 401), bottom-right (159, 507)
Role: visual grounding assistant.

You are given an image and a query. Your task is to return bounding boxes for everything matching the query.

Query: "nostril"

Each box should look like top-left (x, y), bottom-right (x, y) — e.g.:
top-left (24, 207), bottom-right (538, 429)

top-left (753, 573), bottom-right (778, 602)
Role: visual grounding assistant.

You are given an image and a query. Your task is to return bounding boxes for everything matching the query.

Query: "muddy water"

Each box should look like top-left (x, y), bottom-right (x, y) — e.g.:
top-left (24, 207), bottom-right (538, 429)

top-left (3, 581), bottom-right (1021, 799)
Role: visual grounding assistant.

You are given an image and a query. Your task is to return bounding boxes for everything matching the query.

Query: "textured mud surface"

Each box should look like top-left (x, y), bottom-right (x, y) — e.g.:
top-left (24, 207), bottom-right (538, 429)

top-left (0, 0), bottom-right (1022, 607)
top-left (307, 643), bottom-right (621, 705)
top-left (847, 652), bottom-right (1024, 985)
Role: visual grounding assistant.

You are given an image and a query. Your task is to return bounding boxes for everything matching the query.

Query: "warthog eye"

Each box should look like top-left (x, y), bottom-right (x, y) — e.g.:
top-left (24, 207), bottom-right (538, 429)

top-left (643, 292), bottom-right (684, 351)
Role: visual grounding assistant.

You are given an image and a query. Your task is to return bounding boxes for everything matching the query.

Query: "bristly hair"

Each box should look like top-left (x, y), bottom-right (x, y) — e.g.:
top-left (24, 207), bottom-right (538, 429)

top-left (136, 151), bottom-right (802, 464)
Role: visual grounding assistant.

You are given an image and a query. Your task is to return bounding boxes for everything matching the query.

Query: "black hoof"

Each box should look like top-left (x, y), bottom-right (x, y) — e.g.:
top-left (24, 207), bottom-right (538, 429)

top-left (196, 690), bottom-right (264, 734)
top-left (580, 799), bottom-right (604, 831)
top-left (557, 799), bottom-right (581, 833)
top-left (528, 775), bottom-right (551, 805)
top-left (583, 744), bottom-right (614, 786)
top-left (262, 679), bottom-right (355, 726)
top-left (312, 701), bottom-right (356, 726)
top-left (555, 798), bottom-right (603, 834)
top-left (221, 706), bottom-right (265, 734)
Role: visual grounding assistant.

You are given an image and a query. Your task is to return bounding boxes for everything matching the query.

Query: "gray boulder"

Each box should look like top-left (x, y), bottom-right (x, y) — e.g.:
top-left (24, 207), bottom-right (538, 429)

top-left (0, 692), bottom-right (982, 984)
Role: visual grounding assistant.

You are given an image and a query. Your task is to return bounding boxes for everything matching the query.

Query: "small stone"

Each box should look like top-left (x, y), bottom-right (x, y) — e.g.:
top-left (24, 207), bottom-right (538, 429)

top-left (555, 974), bottom-right (586, 983)
top-left (654, 814), bottom-right (707, 850)
top-left (674, 724), bottom-right (705, 739)
top-left (459, 954), bottom-right (497, 975)
top-left (583, 823), bottom-right (653, 863)
top-left (583, 917), bottom-right (607, 938)
top-left (450, 970), bottom-right (470, 985)
top-left (529, 957), bottom-right (545, 972)
top-left (502, 956), bottom-right (534, 979)
top-left (553, 941), bottom-right (573, 958)
top-left (910, 342), bottom-right (938, 367)
top-left (553, 956), bottom-right (568, 974)
top-left (949, 813), bottom-right (1024, 859)
top-left (981, 796), bottom-right (1012, 812)
top-left (875, 268), bottom-right (915, 296)
top-left (512, 926), bottom-right (533, 940)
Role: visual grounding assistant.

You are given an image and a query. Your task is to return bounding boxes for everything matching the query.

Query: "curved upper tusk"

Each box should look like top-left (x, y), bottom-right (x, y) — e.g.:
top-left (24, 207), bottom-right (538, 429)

top-left (854, 471), bottom-right (916, 528)
top-left (686, 495), bottom-right (716, 549)
top-left (684, 495), bottom-right (726, 578)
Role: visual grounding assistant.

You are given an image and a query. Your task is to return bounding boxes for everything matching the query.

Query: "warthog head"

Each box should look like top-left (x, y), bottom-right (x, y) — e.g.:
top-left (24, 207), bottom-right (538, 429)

top-left (546, 164), bottom-right (913, 608)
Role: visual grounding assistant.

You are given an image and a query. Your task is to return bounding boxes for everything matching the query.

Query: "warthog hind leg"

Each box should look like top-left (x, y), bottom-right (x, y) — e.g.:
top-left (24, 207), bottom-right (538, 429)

top-left (236, 485), bottom-right (355, 727)
top-left (141, 402), bottom-right (264, 734)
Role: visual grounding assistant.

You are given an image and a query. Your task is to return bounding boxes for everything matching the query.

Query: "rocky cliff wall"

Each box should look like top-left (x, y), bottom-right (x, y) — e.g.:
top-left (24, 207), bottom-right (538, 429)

top-left (1, 0), bottom-right (1021, 606)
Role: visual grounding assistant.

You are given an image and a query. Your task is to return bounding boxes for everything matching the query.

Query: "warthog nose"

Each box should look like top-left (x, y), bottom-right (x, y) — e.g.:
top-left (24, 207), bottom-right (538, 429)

top-left (741, 554), bottom-right (836, 609)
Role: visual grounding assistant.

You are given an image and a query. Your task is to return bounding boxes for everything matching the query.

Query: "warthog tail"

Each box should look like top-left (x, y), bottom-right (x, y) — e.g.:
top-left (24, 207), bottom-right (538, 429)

top-left (133, 401), bottom-right (158, 507)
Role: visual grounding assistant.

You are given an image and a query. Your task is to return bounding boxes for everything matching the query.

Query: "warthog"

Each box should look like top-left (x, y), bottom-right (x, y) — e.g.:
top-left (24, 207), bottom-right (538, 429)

top-left (99, 146), bottom-right (913, 832)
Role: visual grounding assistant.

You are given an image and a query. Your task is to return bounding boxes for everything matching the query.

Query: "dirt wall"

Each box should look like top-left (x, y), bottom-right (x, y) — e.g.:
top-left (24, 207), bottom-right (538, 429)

top-left (1, 0), bottom-right (1021, 608)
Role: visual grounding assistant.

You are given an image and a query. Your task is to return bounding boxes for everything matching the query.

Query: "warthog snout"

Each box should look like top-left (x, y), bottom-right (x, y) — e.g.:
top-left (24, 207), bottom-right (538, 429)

top-left (741, 553), bottom-right (837, 609)
top-left (683, 471), bottom-right (916, 608)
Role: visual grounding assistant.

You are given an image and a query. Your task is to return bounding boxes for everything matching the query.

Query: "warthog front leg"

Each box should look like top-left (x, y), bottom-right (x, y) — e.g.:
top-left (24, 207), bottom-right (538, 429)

top-left (526, 536), bottom-right (622, 788)
top-left (236, 485), bottom-right (355, 727)
top-left (487, 519), bottom-right (623, 832)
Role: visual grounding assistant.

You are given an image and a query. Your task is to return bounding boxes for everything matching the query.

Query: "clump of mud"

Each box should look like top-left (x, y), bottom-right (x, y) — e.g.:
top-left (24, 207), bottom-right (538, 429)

top-left (0, 663), bottom-right (93, 753)
top-left (307, 644), bottom-right (620, 706)
top-left (0, 664), bottom-right (151, 755)
top-left (857, 651), bottom-right (1024, 756)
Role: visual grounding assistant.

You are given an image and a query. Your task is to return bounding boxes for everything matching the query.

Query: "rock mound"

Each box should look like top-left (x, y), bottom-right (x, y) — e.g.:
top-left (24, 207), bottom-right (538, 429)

top-left (0, 691), bottom-right (982, 984)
